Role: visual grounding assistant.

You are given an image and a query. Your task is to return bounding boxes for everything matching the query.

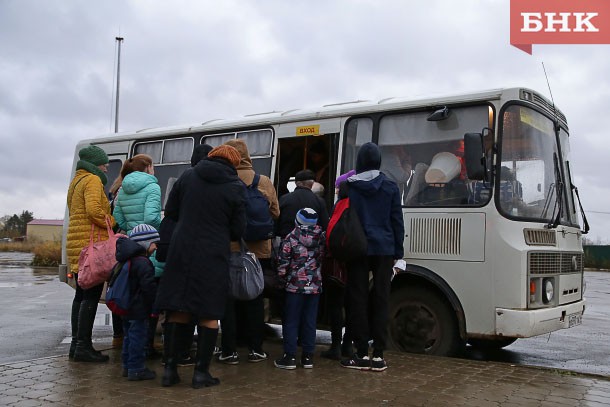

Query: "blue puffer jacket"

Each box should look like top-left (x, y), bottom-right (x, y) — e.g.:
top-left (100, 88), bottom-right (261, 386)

top-left (113, 171), bottom-right (161, 233)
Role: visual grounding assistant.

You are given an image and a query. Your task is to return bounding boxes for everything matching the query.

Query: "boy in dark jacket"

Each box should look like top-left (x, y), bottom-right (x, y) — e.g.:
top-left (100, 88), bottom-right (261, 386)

top-left (341, 142), bottom-right (405, 372)
top-left (275, 208), bottom-right (325, 370)
top-left (116, 223), bottom-right (160, 381)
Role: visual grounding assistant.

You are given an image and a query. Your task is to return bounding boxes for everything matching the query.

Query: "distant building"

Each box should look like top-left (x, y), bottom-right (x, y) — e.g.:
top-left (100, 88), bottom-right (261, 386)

top-left (26, 219), bottom-right (63, 242)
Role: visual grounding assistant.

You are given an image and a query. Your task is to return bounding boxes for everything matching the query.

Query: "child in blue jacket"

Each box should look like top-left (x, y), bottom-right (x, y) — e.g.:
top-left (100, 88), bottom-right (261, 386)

top-left (275, 208), bottom-right (325, 370)
top-left (115, 224), bottom-right (160, 381)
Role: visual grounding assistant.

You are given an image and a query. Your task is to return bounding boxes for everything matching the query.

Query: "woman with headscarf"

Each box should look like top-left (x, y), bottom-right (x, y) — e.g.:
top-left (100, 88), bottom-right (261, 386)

top-left (66, 145), bottom-right (116, 362)
top-left (155, 145), bottom-right (246, 389)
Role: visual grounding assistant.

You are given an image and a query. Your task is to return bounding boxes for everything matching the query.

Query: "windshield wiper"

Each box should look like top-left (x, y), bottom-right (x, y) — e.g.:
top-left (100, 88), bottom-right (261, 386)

top-left (571, 182), bottom-right (590, 234)
top-left (546, 153), bottom-right (563, 229)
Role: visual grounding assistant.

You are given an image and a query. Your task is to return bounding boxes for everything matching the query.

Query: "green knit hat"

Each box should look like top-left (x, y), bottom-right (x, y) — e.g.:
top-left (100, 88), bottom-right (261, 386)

top-left (79, 145), bottom-right (109, 166)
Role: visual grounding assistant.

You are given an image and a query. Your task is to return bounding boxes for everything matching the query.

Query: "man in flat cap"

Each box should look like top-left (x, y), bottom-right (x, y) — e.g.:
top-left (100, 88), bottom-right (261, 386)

top-left (275, 169), bottom-right (329, 240)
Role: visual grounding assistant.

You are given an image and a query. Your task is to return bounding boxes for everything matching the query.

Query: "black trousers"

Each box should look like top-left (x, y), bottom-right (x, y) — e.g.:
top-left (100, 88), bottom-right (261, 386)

top-left (345, 255), bottom-right (393, 357)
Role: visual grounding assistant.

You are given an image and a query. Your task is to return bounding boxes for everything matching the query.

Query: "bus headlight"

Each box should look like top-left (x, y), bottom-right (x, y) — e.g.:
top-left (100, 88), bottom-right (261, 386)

top-left (542, 278), bottom-right (554, 304)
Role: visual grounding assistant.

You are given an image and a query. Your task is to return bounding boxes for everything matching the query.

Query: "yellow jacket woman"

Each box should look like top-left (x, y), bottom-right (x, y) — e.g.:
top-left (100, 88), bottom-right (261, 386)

top-left (66, 145), bottom-right (115, 363)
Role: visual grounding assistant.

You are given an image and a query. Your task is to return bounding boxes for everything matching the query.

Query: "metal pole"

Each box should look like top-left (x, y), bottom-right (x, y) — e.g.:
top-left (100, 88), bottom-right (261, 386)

top-left (114, 37), bottom-right (124, 133)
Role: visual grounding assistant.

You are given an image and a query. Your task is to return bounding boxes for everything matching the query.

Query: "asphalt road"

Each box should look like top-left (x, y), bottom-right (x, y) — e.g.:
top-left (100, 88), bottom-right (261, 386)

top-left (0, 252), bottom-right (608, 377)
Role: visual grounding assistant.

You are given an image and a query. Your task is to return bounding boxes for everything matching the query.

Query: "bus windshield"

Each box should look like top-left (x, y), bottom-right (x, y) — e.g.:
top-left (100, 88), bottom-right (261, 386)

top-left (499, 105), bottom-right (568, 223)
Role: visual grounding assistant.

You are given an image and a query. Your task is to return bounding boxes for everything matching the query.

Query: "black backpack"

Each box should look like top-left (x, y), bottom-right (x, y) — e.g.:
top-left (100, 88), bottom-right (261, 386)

top-left (243, 174), bottom-right (274, 241)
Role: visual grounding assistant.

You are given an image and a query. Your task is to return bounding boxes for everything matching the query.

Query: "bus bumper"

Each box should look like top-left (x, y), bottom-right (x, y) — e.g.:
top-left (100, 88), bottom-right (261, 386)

top-left (495, 299), bottom-right (586, 338)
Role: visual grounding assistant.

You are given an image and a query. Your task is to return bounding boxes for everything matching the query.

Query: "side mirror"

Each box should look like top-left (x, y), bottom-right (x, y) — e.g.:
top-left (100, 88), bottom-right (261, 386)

top-left (464, 133), bottom-right (486, 180)
top-left (427, 106), bottom-right (450, 121)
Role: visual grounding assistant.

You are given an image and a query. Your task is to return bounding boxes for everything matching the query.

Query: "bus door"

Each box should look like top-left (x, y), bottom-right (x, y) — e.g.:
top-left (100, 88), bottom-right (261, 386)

top-left (275, 133), bottom-right (338, 211)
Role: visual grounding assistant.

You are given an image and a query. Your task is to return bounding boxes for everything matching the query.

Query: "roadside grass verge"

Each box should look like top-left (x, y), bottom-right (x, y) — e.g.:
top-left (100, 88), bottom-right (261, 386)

top-left (0, 241), bottom-right (61, 267)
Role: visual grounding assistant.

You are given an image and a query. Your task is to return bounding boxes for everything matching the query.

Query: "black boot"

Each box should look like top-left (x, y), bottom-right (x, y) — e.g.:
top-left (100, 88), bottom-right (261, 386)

top-left (73, 300), bottom-right (109, 363)
top-left (69, 300), bottom-right (80, 359)
top-left (161, 322), bottom-right (188, 387)
top-left (146, 316), bottom-right (162, 358)
top-left (321, 343), bottom-right (341, 360)
top-left (341, 332), bottom-right (354, 358)
top-left (192, 326), bottom-right (220, 389)
top-left (321, 326), bottom-right (342, 360)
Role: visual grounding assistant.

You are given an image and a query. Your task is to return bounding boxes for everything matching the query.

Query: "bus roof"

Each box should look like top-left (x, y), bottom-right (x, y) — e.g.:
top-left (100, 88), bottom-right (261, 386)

top-left (79, 87), bottom-right (560, 144)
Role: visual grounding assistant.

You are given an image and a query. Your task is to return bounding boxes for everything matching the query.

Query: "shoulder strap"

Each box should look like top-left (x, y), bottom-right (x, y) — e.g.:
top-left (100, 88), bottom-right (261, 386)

top-left (250, 173), bottom-right (260, 188)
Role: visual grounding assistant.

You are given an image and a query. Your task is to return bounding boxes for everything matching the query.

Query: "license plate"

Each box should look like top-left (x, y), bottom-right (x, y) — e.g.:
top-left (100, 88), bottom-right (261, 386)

top-left (568, 313), bottom-right (582, 328)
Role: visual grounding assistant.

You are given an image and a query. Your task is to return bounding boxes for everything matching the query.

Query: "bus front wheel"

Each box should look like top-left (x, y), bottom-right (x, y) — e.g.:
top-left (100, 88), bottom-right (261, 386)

top-left (387, 287), bottom-right (463, 356)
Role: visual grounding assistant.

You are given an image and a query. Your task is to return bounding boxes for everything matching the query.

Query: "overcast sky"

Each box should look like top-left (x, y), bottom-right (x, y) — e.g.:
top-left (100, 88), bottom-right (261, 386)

top-left (1, 0), bottom-right (608, 242)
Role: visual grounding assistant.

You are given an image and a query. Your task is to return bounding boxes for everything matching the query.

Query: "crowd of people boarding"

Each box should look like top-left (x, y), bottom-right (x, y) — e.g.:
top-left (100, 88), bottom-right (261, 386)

top-left (65, 140), bottom-right (404, 388)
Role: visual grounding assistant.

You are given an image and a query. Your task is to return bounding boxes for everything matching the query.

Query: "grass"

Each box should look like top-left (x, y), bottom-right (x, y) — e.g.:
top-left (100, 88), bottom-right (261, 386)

top-left (0, 241), bottom-right (36, 252)
top-left (0, 240), bottom-right (61, 267)
top-left (31, 241), bottom-right (61, 267)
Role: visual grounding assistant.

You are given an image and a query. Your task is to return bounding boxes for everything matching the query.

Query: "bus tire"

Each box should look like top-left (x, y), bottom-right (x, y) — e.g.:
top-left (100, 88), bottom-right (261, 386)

top-left (387, 286), bottom-right (463, 356)
top-left (467, 338), bottom-right (517, 350)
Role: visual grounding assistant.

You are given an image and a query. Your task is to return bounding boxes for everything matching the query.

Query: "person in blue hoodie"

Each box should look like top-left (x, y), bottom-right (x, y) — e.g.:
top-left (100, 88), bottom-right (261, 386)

top-left (116, 224), bottom-right (160, 381)
top-left (340, 142), bottom-right (405, 372)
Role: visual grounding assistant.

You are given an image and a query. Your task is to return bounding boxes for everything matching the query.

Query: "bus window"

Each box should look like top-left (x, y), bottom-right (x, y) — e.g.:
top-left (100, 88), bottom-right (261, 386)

top-left (104, 158), bottom-right (124, 199)
top-left (134, 141), bottom-right (162, 164)
top-left (237, 129), bottom-right (273, 157)
top-left (342, 118), bottom-right (373, 174)
top-left (203, 133), bottom-right (234, 147)
top-left (163, 138), bottom-right (193, 163)
top-left (379, 106), bottom-right (489, 206)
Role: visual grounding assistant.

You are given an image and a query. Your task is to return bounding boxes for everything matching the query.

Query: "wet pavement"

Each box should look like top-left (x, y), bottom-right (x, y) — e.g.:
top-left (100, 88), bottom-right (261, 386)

top-left (2, 252), bottom-right (610, 405)
top-left (2, 339), bottom-right (610, 406)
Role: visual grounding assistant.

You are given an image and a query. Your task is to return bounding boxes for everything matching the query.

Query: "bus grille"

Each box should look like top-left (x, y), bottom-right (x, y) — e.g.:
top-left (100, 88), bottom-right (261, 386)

top-left (524, 229), bottom-right (556, 246)
top-left (410, 218), bottom-right (461, 255)
top-left (528, 252), bottom-right (583, 275)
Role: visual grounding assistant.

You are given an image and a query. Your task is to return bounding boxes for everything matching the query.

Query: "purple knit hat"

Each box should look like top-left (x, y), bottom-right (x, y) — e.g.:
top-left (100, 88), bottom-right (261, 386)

top-left (335, 170), bottom-right (356, 188)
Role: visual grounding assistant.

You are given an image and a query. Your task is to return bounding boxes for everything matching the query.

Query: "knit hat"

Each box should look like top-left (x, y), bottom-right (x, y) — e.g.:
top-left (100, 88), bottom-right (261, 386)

top-left (191, 144), bottom-right (213, 167)
top-left (295, 169), bottom-right (316, 182)
top-left (128, 224), bottom-right (160, 250)
top-left (335, 170), bottom-right (356, 187)
top-left (79, 145), bottom-right (109, 166)
top-left (355, 142), bottom-right (381, 173)
top-left (208, 145), bottom-right (241, 167)
top-left (295, 207), bottom-right (318, 226)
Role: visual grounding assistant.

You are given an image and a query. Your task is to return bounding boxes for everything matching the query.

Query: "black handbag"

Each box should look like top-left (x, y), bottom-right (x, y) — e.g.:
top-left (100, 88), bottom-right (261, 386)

top-left (228, 239), bottom-right (264, 301)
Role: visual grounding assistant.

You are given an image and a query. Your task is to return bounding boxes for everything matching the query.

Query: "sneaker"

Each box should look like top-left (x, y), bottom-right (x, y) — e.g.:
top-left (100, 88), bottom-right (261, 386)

top-left (128, 368), bottom-right (157, 381)
top-left (217, 351), bottom-right (239, 365)
top-left (213, 346), bottom-right (222, 357)
top-left (274, 354), bottom-right (296, 370)
top-left (248, 350), bottom-right (268, 363)
top-left (177, 354), bottom-right (196, 367)
top-left (301, 353), bottom-right (313, 369)
top-left (341, 354), bottom-right (371, 370)
top-left (371, 357), bottom-right (387, 372)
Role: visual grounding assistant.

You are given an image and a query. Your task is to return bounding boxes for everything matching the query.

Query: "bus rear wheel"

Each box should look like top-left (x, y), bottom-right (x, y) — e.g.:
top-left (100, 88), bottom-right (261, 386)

top-left (467, 338), bottom-right (517, 350)
top-left (387, 287), bottom-right (463, 356)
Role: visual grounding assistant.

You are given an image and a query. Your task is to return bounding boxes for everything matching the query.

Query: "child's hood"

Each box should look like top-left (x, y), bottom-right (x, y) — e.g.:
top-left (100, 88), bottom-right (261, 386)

top-left (115, 236), bottom-right (147, 262)
top-left (294, 224), bottom-right (324, 248)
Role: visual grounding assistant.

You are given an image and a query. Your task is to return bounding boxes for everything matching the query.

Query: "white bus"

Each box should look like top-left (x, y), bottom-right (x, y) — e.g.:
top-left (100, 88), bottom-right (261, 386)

top-left (60, 87), bottom-right (588, 356)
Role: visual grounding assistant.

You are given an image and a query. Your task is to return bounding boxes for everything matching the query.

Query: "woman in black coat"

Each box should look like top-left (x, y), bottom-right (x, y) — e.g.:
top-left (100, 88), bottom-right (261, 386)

top-left (156, 145), bottom-right (246, 389)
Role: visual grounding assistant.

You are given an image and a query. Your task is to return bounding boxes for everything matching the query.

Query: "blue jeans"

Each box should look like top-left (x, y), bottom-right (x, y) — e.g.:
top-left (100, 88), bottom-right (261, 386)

top-left (122, 318), bottom-right (147, 373)
top-left (282, 292), bottom-right (320, 355)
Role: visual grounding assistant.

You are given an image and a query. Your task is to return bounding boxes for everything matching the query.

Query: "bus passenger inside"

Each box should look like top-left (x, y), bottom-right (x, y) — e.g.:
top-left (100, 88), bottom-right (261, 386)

top-left (379, 144), bottom-right (412, 201)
